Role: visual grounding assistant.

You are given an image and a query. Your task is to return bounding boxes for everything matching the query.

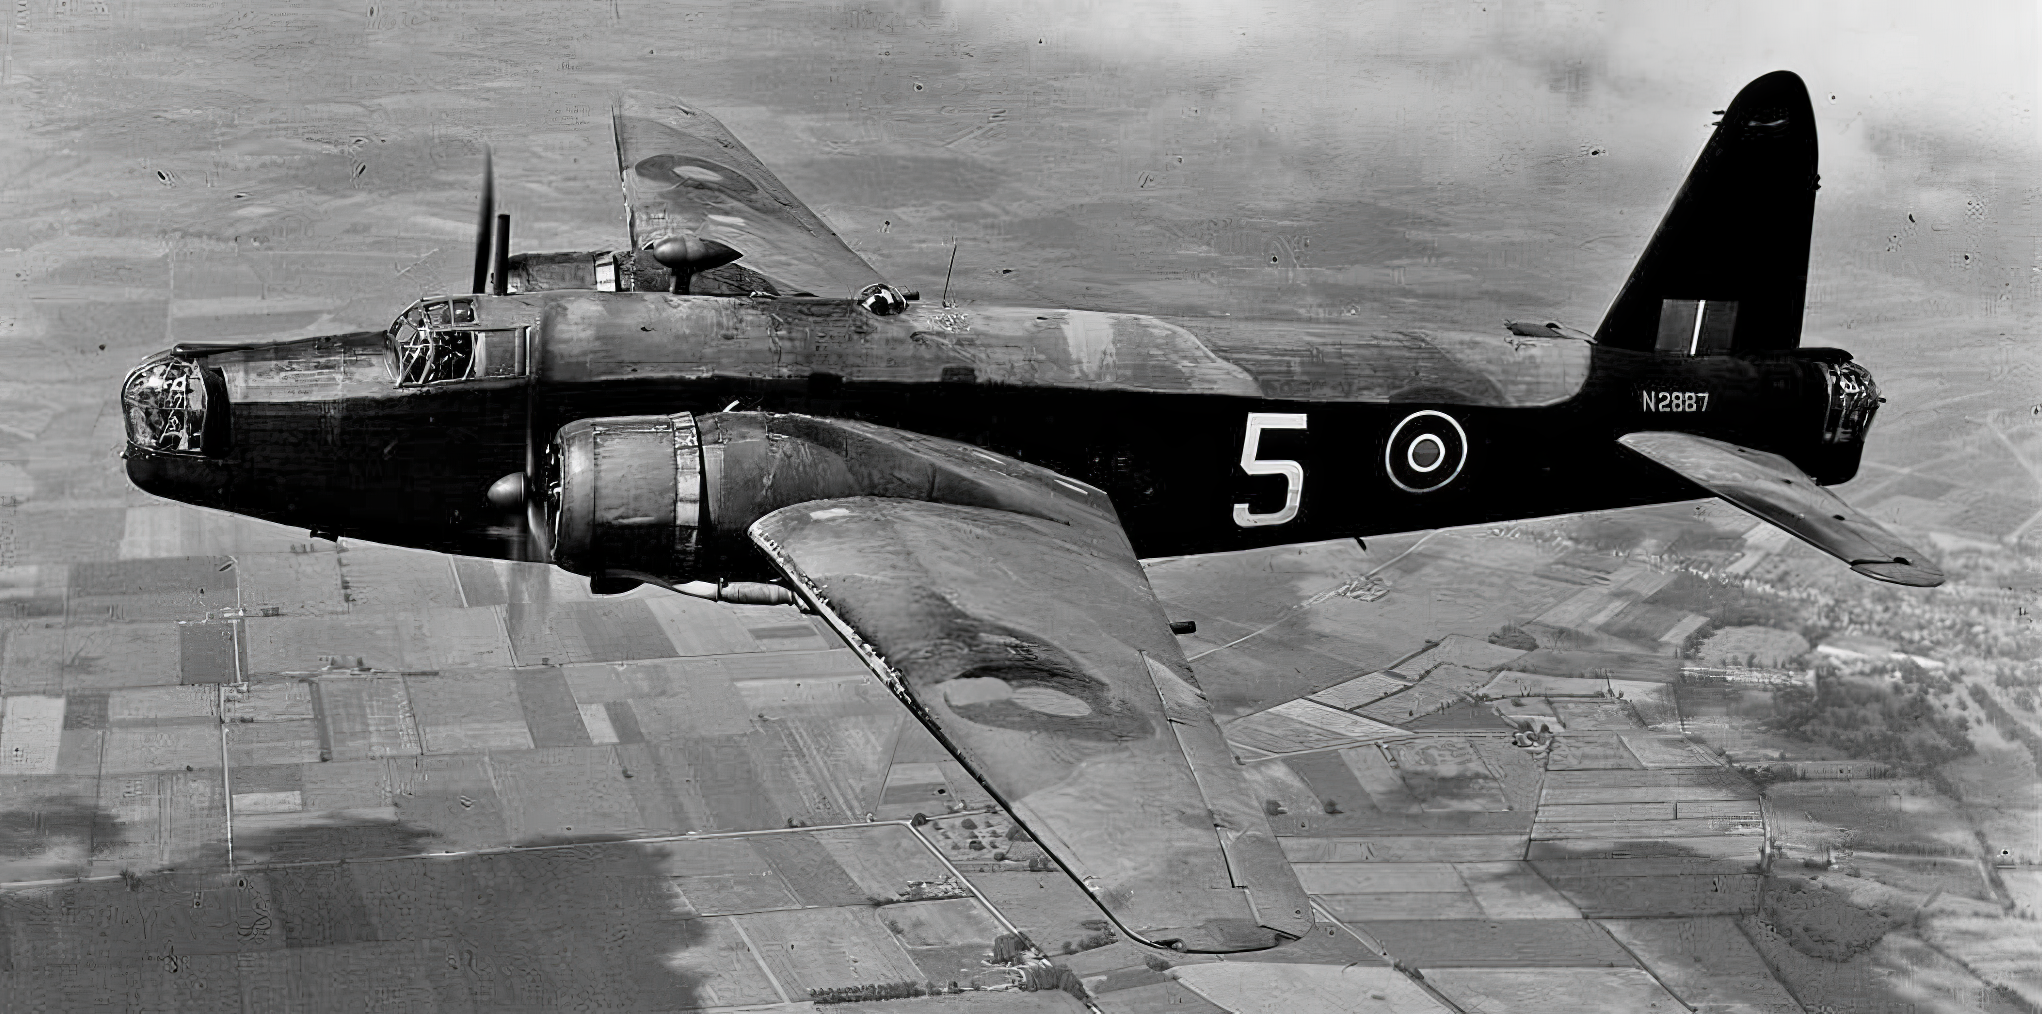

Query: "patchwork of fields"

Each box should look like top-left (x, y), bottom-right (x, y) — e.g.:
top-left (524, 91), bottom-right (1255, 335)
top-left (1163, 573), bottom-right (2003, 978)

top-left (0, 454), bottom-right (2032, 1012)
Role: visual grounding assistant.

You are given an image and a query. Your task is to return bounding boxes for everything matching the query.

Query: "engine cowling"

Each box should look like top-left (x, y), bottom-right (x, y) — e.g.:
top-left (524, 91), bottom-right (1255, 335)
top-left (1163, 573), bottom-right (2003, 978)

top-left (550, 413), bottom-right (705, 586)
top-left (546, 410), bottom-right (1102, 600)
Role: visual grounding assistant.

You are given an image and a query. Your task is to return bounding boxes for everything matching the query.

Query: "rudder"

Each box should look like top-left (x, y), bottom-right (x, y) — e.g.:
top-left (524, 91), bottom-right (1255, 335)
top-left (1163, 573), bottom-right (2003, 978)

top-left (1594, 71), bottom-right (1818, 356)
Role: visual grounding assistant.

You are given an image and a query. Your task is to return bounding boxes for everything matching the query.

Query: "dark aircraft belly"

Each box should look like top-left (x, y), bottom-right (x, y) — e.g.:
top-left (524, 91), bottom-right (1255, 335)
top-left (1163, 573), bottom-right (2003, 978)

top-left (539, 373), bottom-right (1714, 561)
top-left (853, 387), bottom-right (1702, 558)
top-left (130, 386), bottom-right (530, 558)
top-left (133, 350), bottom-right (1805, 565)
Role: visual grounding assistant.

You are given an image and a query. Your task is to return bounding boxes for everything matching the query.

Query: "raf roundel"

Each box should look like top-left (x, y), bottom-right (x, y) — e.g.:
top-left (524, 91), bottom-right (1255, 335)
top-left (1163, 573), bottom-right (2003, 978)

top-left (1385, 410), bottom-right (1468, 493)
top-left (633, 154), bottom-right (757, 196)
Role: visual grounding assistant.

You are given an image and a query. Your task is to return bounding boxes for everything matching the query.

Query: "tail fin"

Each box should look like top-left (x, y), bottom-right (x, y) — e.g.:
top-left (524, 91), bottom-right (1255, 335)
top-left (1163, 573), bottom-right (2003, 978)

top-left (1595, 71), bottom-right (1817, 356)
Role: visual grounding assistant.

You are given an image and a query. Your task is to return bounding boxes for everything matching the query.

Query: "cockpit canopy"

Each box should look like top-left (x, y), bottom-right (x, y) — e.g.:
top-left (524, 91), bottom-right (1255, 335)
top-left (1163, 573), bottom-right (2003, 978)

top-left (387, 298), bottom-right (526, 386)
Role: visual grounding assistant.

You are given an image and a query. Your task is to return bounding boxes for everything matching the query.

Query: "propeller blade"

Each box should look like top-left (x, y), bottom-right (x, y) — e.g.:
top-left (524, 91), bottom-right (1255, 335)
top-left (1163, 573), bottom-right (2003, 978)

top-left (481, 324), bottom-right (551, 566)
top-left (525, 496), bottom-right (552, 562)
top-left (490, 212), bottom-right (510, 297)
top-left (472, 147), bottom-right (495, 294)
top-left (505, 438), bottom-right (555, 657)
top-left (521, 323), bottom-right (550, 563)
top-left (504, 557), bottom-right (552, 657)
top-left (486, 471), bottom-right (545, 563)
top-left (504, 265), bottom-right (553, 648)
top-left (521, 432), bottom-right (552, 564)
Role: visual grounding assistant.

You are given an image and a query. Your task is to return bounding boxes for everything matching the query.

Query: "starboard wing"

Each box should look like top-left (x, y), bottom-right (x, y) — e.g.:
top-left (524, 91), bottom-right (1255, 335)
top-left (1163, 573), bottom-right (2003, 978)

top-left (613, 92), bottom-right (887, 297)
top-left (1620, 430), bottom-right (1942, 586)
top-left (749, 495), bottom-right (1312, 953)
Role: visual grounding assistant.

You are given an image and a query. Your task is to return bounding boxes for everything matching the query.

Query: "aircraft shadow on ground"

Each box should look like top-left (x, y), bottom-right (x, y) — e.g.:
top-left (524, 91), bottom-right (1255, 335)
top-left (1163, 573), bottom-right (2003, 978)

top-left (0, 794), bottom-right (129, 883)
top-left (1518, 835), bottom-right (2024, 1014)
top-left (0, 795), bottom-right (716, 1010)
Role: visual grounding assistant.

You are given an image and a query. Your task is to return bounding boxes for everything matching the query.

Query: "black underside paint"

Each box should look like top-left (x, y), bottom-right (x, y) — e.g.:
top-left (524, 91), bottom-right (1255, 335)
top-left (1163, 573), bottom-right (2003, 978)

top-left (127, 342), bottom-right (1858, 575)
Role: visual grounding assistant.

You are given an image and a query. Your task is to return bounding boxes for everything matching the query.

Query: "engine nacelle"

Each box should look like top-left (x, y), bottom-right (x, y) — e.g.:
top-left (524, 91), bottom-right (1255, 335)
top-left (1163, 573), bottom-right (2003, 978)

top-left (547, 410), bottom-right (1102, 599)
top-left (551, 413), bottom-right (706, 586)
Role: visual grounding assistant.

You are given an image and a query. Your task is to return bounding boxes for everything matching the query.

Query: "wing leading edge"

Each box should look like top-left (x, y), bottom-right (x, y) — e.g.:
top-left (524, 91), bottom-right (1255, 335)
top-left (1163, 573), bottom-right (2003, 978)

top-left (751, 497), bottom-right (1312, 953)
top-left (1619, 431), bottom-right (1943, 586)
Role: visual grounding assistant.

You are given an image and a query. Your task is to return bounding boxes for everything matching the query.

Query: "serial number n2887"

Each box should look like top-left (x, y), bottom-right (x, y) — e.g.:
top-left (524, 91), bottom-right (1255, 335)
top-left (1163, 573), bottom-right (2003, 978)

top-left (1641, 391), bottom-right (1709, 412)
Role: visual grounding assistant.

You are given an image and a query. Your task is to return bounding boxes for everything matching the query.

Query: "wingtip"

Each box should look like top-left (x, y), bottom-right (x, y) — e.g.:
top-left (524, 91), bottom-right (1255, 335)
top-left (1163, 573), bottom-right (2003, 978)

top-left (1851, 559), bottom-right (1945, 587)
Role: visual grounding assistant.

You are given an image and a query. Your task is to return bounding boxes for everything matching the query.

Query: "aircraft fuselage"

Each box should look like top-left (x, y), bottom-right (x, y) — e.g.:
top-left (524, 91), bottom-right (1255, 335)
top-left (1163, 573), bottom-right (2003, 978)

top-left (124, 290), bottom-right (1874, 573)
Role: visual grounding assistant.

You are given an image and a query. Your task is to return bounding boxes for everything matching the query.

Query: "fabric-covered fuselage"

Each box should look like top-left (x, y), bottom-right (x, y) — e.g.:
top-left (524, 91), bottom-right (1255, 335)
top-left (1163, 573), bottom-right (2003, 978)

top-left (124, 290), bottom-right (1859, 567)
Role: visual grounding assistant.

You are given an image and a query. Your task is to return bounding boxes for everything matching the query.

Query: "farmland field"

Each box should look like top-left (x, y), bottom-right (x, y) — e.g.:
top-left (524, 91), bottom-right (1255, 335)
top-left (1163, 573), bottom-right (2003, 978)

top-left (736, 906), bottom-right (927, 993)
top-left (813, 825), bottom-right (957, 899)
top-left (1358, 919), bottom-right (1636, 967)
top-left (971, 871), bottom-right (1121, 957)
top-left (1600, 916), bottom-right (1803, 1012)
top-left (1425, 967), bottom-right (1684, 1013)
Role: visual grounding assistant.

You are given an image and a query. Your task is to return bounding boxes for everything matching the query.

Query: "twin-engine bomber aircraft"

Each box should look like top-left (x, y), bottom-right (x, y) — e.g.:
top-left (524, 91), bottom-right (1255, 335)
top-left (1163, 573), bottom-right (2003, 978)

top-left (121, 71), bottom-right (1939, 953)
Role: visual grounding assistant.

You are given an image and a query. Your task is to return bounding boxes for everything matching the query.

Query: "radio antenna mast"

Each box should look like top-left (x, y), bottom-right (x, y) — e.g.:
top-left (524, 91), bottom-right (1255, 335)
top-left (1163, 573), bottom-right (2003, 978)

top-left (940, 241), bottom-right (959, 307)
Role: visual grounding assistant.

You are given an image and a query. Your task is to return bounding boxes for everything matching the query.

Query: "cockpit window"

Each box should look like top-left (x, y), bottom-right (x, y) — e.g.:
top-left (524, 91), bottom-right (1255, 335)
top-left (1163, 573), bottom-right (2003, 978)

top-left (394, 327), bottom-right (477, 384)
top-left (388, 299), bottom-right (523, 386)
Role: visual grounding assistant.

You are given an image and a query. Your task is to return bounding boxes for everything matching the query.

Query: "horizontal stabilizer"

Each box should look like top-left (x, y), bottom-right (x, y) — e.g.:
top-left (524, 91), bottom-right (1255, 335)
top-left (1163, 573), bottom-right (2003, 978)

top-left (1618, 431), bottom-right (1942, 587)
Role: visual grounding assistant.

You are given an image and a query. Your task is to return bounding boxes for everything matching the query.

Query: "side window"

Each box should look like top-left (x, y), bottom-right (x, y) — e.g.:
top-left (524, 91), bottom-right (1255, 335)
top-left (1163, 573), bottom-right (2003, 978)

top-left (393, 326), bottom-right (523, 386)
top-left (473, 328), bottom-right (526, 378)
top-left (429, 331), bottom-right (476, 380)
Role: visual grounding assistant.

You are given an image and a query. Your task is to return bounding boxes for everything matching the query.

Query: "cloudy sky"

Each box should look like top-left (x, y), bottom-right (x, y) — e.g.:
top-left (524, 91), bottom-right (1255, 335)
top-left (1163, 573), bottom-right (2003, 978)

top-left (933, 0), bottom-right (2038, 325)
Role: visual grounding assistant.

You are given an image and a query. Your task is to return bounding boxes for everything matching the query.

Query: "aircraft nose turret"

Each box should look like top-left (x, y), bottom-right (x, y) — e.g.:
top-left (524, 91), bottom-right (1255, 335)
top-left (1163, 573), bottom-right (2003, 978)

top-left (121, 350), bottom-right (235, 509)
top-left (123, 353), bottom-right (226, 456)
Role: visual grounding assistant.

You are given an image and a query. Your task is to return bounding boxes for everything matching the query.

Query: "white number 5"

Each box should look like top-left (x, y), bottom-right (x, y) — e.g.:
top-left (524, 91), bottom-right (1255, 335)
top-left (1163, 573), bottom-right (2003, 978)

top-left (1233, 412), bottom-right (1308, 527)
